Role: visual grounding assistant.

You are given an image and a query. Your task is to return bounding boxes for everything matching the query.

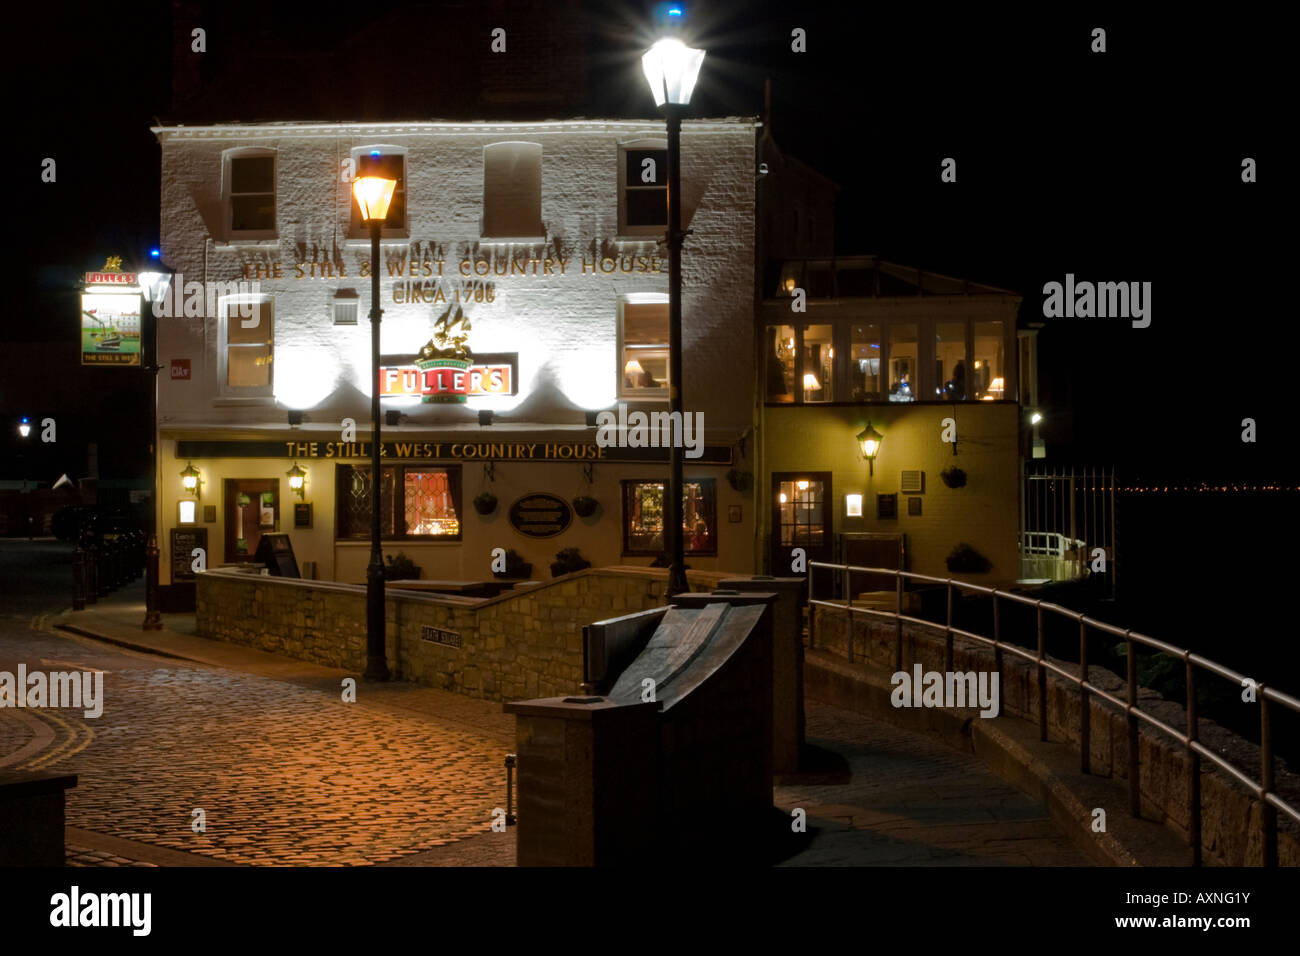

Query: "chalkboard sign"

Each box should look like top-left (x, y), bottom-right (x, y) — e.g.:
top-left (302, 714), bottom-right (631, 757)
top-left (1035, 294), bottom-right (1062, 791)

top-left (171, 528), bottom-right (208, 582)
top-left (508, 493), bottom-right (572, 538)
top-left (252, 532), bottom-right (300, 578)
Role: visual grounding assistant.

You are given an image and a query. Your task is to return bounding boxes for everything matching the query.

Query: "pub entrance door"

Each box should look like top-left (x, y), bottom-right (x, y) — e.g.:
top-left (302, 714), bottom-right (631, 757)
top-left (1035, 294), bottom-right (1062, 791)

top-left (770, 472), bottom-right (833, 594)
top-left (224, 479), bottom-right (280, 564)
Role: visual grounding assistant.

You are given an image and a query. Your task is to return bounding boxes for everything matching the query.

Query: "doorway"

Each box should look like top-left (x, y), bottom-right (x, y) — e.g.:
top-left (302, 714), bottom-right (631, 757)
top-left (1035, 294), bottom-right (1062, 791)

top-left (771, 472), bottom-right (832, 593)
top-left (224, 478), bottom-right (280, 563)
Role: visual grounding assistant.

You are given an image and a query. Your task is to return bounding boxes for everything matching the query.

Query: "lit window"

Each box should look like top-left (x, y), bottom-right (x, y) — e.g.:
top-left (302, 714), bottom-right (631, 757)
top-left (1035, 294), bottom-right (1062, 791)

top-left (621, 479), bottom-right (716, 556)
top-left (350, 150), bottom-right (406, 233)
top-left (483, 142), bottom-right (543, 238)
top-left (619, 296), bottom-right (669, 398)
top-left (766, 324), bottom-right (796, 402)
top-left (226, 151), bottom-right (276, 237)
top-left (849, 324), bottom-right (881, 401)
top-left (936, 321), bottom-right (967, 400)
top-left (336, 465), bottom-right (461, 540)
top-left (973, 321), bottom-right (1005, 400)
top-left (803, 324), bottom-right (833, 402)
top-left (887, 323), bottom-right (917, 402)
top-left (403, 470), bottom-right (460, 537)
top-left (222, 298), bottom-right (273, 395)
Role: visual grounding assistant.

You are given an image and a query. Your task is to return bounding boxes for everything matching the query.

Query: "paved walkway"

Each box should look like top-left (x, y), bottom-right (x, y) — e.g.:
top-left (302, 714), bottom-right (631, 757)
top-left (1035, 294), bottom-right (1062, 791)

top-left (5, 584), bottom-right (519, 867)
top-left (7, 581), bottom-right (1089, 867)
top-left (775, 702), bottom-right (1090, 866)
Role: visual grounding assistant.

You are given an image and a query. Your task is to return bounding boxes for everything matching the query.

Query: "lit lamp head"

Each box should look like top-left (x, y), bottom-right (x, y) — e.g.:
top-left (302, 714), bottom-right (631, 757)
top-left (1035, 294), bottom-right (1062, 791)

top-left (641, 37), bottom-right (706, 107)
top-left (180, 462), bottom-right (201, 498)
top-left (17, 416), bottom-right (31, 438)
top-left (351, 175), bottom-right (397, 223)
top-left (856, 422), bottom-right (883, 476)
top-left (286, 462), bottom-right (307, 499)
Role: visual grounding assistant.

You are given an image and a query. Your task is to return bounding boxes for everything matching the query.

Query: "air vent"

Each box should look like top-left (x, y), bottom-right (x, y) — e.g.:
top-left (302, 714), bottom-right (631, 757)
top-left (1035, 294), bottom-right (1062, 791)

top-left (901, 470), bottom-right (924, 494)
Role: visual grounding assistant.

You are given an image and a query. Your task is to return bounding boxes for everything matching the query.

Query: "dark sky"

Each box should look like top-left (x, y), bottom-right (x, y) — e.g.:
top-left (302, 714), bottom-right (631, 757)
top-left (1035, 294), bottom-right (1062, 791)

top-left (5, 0), bottom-right (1287, 481)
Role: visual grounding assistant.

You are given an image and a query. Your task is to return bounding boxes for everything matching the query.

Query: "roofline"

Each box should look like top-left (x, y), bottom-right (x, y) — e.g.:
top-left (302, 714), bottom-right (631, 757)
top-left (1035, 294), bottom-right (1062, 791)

top-left (152, 117), bottom-right (759, 140)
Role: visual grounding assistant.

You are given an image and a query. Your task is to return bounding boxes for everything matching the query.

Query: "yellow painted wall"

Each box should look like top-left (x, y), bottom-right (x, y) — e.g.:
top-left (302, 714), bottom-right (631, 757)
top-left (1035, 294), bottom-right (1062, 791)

top-left (762, 404), bottom-right (1021, 583)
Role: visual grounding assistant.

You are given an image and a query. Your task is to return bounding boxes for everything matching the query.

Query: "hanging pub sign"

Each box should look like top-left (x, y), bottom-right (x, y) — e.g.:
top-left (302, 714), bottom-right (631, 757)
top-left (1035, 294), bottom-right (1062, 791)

top-left (81, 257), bottom-right (142, 366)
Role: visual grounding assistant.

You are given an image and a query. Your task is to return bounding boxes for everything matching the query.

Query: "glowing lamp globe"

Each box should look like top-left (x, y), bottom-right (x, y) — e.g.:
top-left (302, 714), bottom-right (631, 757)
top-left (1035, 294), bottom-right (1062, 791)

top-left (352, 176), bottom-right (397, 223)
top-left (641, 38), bottom-right (705, 107)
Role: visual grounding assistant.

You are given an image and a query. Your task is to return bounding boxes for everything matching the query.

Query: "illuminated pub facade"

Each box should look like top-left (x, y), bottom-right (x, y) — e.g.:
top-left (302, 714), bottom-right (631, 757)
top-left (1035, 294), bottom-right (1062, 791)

top-left (150, 118), bottom-right (758, 591)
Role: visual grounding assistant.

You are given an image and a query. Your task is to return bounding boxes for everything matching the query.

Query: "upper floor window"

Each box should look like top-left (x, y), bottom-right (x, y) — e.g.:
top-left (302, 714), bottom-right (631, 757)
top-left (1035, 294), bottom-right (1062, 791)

top-left (765, 316), bottom-right (1013, 406)
top-left (350, 148), bottom-right (406, 235)
top-left (225, 149), bottom-right (276, 238)
top-left (219, 296), bottom-right (273, 397)
top-left (619, 141), bottom-right (668, 236)
top-left (618, 294), bottom-right (669, 400)
top-left (482, 142), bottom-right (543, 238)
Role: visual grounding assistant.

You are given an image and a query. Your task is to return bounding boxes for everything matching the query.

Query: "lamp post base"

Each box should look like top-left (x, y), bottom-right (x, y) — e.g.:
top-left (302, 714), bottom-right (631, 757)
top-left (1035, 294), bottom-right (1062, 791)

top-left (364, 559), bottom-right (390, 681)
top-left (142, 534), bottom-right (163, 631)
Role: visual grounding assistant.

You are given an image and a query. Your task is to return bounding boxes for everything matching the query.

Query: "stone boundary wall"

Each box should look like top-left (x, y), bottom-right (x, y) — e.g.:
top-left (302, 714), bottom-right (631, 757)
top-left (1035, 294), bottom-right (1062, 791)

top-left (812, 604), bottom-right (1300, 867)
top-left (196, 566), bottom-right (733, 703)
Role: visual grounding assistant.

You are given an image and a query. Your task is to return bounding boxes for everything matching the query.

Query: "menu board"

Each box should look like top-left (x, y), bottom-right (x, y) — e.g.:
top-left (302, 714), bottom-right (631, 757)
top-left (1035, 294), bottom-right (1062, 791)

top-left (253, 533), bottom-right (300, 578)
top-left (171, 528), bottom-right (208, 582)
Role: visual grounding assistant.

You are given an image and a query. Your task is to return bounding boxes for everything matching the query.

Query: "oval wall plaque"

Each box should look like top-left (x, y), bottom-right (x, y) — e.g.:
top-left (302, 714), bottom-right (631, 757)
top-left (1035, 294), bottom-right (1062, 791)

top-left (508, 493), bottom-right (573, 538)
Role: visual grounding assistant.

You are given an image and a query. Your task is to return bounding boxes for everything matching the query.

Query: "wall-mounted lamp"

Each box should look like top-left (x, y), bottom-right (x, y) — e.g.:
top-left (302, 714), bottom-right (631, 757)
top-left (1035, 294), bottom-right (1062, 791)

top-left (287, 410), bottom-right (304, 427)
top-left (1030, 411), bottom-right (1043, 425)
top-left (478, 409), bottom-right (494, 426)
top-left (180, 462), bottom-right (202, 498)
top-left (286, 462), bottom-right (307, 500)
top-left (17, 416), bottom-right (31, 438)
top-left (857, 422), bottom-right (883, 476)
top-left (385, 409), bottom-right (402, 427)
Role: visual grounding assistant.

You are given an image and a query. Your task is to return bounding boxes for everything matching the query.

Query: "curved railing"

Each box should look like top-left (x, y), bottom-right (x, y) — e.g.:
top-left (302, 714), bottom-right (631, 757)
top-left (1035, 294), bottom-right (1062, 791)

top-left (808, 561), bottom-right (1300, 866)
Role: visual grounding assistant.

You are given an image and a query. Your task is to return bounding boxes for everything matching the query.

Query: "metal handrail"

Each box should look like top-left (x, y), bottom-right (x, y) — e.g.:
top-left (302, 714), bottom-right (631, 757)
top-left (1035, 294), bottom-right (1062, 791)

top-left (808, 560), bottom-right (1299, 866)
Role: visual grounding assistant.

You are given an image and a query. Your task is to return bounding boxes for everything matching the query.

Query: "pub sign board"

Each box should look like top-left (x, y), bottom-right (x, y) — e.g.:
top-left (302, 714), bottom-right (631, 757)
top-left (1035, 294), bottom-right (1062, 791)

top-left (509, 493), bottom-right (572, 538)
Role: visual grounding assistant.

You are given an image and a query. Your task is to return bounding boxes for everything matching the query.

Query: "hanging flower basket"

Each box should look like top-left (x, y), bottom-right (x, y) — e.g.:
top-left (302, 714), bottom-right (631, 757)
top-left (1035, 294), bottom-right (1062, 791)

top-left (940, 466), bottom-right (968, 488)
top-left (473, 491), bottom-right (498, 515)
top-left (572, 495), bottom-right (599, 518)
top-left (945, 543), bottom-right (990, 574)
top-left (726, 468), bottom-right (754, 492)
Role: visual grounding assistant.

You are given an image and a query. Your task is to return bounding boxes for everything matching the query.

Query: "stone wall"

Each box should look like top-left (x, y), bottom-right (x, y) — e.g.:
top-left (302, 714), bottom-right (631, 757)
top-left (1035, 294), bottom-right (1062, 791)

top-left (197, 566), bottom-right (733, 702)
top-left (811, 604), bottom-right (1300, 867)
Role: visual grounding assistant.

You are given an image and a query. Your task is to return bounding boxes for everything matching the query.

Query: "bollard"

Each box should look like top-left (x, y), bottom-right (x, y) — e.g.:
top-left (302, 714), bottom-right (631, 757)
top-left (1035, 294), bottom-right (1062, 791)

top-left (72, 548), bottom-right (86, 611)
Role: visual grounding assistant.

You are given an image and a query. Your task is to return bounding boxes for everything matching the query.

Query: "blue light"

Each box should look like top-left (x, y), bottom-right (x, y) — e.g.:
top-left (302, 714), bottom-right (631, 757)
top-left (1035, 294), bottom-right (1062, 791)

top-left (668, 6), bottom-right (683, 15)
top-left (150, 248), bottom-right (160, 258)
top-left (20, 417), bottom-right (28, 424)
top-left (370, 149), bottom-right (381, 157)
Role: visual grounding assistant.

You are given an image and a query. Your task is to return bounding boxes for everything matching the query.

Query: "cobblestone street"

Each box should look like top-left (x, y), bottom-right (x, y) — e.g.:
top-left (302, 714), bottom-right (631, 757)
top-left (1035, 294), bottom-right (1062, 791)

top-left (1, 610), bottom-right (516, 867)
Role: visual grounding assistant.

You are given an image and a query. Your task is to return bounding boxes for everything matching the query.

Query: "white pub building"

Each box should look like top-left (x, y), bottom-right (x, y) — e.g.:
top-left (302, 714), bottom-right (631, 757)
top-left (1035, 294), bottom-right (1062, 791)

top-left (148, 118), bottom-right (759, 594)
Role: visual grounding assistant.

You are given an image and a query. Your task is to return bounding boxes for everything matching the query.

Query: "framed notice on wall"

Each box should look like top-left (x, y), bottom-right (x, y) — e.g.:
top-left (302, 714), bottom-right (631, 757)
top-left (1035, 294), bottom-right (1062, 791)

top-left (294, 502), bottom-right (312, 529)
top-left (171, 528), bottom-right (207, 582)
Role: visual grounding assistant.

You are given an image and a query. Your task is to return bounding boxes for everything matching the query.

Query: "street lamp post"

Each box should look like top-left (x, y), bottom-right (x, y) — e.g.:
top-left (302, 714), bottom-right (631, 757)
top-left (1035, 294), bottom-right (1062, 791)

top-left (353, 175), bottom-right (397, 681)
top-left (642, 35), bottom-right (705, 598)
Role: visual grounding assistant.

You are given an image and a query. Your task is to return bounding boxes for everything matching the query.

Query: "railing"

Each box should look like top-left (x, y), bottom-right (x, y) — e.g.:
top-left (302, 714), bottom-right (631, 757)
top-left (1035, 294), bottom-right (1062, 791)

top-left (1018, 531), bottom-right (1088, 582)
top-left (809, 560), bottom-right (1299, 866)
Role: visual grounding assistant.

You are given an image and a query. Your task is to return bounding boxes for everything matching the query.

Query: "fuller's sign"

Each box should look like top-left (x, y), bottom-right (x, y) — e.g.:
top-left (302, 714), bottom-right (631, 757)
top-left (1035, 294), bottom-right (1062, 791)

top-left (379, 362), bottom-right (514, 400)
